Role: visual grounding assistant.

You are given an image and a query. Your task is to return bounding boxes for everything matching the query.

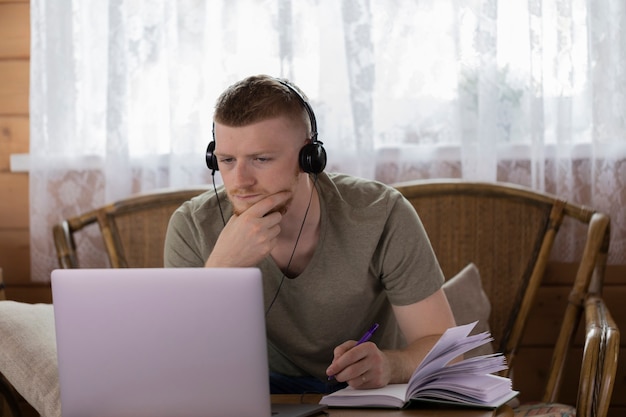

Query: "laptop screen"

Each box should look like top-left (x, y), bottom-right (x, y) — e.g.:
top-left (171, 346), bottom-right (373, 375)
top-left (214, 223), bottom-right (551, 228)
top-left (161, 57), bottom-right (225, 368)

top-left (52, 267), bottom-right (272, 417)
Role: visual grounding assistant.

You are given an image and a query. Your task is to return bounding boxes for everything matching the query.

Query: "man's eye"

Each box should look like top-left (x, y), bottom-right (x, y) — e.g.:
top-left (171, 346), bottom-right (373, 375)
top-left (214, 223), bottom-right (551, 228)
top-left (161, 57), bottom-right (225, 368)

top-left (219, 158), bottom-right (234, 164)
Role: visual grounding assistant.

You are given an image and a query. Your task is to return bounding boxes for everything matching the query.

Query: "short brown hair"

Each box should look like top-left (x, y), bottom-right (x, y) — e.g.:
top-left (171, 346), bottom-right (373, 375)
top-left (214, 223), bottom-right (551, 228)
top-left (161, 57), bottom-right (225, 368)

top-left (213, 74), bottom-right (311, 136)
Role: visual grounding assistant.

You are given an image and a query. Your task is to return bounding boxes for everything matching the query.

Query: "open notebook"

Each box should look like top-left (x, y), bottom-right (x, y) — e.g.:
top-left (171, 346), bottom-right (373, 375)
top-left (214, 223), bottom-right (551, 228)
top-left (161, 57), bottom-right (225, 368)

top-left (51, 267), bottom-right (326, 417)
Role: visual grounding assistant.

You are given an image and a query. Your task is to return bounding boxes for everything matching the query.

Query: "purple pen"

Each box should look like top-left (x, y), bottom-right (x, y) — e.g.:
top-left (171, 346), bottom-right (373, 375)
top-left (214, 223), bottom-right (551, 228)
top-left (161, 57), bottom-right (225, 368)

top-left (356, 323), bottom-right (380, 346)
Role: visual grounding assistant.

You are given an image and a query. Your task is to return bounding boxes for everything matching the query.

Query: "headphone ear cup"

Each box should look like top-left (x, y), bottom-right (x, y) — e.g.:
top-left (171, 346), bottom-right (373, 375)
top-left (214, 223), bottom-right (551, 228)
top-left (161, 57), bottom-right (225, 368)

top-left (206, 141), bottom-right (218, 172)
top-left (299, 142), bottom-right (327, 174)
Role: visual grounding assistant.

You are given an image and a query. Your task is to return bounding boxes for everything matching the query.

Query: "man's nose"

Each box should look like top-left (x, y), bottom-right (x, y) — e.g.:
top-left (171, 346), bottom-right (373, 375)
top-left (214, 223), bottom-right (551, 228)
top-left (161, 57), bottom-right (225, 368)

top-left (232, 162), bottom-right (255, 187)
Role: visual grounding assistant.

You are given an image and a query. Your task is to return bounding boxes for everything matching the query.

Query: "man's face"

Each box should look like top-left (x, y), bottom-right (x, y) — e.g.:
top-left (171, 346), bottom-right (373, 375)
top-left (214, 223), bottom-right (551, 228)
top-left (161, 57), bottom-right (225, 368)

top-left (213, 116), bottom-right (306, 216)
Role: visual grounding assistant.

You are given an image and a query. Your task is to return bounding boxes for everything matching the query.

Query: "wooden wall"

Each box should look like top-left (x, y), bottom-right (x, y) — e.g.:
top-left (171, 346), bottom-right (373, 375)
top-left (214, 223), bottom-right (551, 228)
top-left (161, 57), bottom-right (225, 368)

top-left (0, 0), bottom-right (40, 304)
top-left (0, 1), bottom-right (624, 416)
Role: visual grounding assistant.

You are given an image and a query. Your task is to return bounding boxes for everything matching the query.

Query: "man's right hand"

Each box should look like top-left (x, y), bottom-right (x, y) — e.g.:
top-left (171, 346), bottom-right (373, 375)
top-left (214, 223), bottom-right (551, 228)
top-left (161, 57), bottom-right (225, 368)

top-left (204, 191), bottom-right (292, 267)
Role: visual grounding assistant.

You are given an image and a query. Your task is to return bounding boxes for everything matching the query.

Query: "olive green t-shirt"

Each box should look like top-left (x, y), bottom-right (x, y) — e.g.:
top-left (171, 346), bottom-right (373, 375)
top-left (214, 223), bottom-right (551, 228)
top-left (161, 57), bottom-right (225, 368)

top-left (164, 172), bottom-right (444, 381)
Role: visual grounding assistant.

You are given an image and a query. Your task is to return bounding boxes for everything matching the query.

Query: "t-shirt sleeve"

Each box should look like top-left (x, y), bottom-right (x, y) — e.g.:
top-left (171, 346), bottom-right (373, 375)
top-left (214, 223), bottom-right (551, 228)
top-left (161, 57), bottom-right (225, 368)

top-left (376, 193), bottom-right (445, 306)
top-left (163, 205), bottom-right (206, 267)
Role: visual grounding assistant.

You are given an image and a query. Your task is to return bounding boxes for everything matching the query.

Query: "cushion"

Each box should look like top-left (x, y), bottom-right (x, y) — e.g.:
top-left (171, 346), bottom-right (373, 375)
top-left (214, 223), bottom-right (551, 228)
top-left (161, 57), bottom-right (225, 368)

top-left (0, 301), bottom-right (60, 417)
top-left (442, 262), bottom-right (494, 357)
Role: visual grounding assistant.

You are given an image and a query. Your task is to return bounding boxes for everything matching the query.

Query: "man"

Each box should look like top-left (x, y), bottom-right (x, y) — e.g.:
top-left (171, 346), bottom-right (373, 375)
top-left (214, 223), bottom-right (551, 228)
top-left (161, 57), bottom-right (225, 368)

top-left (164, 74), bottom-right (456, 394)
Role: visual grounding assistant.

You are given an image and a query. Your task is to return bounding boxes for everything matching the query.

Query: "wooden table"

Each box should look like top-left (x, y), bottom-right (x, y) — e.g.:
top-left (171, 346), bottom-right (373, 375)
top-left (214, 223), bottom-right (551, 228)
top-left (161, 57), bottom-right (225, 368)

top-left (271, 394), bottom-right (514, 417)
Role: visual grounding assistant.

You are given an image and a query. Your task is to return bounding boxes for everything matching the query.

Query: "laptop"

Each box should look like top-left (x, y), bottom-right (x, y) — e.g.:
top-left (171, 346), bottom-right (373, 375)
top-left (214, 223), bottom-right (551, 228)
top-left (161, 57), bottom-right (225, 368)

top-left (51, 267), bottom-right (327, 417)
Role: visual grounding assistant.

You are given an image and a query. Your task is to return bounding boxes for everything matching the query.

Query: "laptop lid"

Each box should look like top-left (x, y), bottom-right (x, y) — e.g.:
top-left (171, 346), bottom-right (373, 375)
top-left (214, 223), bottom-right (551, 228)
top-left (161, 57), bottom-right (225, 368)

top-left (52, 267), bottom-right (299, 417)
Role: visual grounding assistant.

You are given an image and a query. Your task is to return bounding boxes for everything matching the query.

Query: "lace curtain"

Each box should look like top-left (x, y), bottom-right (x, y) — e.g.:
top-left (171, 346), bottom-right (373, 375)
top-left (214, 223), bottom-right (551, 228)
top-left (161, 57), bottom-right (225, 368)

top-left (30, 0), bottom-right (626, 281)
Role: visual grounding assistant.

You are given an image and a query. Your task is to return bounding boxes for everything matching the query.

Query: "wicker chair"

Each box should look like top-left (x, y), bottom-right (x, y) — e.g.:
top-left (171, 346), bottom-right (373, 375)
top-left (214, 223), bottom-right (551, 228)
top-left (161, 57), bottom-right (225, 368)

top-left (393, 179), bottom-right (619, 417)
top-left (53, 187), bottom-right (209, 269)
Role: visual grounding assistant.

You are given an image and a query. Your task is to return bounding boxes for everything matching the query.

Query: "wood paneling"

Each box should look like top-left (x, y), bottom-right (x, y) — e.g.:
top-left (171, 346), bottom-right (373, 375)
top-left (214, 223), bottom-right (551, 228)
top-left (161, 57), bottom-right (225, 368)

top-left (523, 285), bottom-right (626, 345)
top-left (0, 169), bottom-right (29, 283)
top-left (0, 0), bottom-right (31, 294)
top-left (5, 283), bottom-right (51, 304)
top-left (0, 2), bottom-right (30, 58)
top-left (0, 116), bottom-right (29, 171)
top-left (0, 228), bottom-right (30, 284)
top-left (546, 262), bottom-right (626, 286)
top-left (0, 60), bottom-right (29, 114)
top-left (0, 173), bottom-right (28, 228)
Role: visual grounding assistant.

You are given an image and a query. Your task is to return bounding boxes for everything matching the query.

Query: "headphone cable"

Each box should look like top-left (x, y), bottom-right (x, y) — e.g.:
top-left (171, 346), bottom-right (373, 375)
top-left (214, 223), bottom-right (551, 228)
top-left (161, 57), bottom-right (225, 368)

top-left (265, 174), bottom-right (318, 316)
top-left (212, 171), bottom-right (226, 226)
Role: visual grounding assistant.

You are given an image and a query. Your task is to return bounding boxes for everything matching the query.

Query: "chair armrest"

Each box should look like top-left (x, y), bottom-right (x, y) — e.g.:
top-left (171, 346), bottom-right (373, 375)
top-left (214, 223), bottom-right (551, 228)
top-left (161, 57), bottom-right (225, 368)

top-left (577, 294), bottom-right (620, 417)
top-left (52, 221), bottom-right (79, 268)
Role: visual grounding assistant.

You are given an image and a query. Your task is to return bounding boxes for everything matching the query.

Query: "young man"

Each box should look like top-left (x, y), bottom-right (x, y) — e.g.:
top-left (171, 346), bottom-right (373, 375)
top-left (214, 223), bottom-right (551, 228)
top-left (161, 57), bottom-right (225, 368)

top-left (164, 74), bottom-right (456, 394)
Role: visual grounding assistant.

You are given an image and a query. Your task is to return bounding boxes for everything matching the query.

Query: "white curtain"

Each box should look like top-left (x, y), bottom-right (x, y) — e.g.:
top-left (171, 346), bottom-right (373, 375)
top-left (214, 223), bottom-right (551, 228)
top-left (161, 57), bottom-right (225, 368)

top-left (30, 0), bottom-right (626, 281)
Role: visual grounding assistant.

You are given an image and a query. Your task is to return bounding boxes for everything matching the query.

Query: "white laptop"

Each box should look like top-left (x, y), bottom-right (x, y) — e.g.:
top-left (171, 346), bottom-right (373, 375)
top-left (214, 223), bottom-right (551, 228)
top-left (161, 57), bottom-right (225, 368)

top-left (51, 267), bottom-right (327, 417)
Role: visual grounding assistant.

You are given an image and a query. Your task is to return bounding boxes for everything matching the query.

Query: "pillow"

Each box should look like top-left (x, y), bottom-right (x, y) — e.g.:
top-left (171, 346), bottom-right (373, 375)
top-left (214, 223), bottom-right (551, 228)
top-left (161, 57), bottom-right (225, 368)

top-left (442, 262), bottom-right (494, 357)
top-left (0, 301), bottom-right (61, 417)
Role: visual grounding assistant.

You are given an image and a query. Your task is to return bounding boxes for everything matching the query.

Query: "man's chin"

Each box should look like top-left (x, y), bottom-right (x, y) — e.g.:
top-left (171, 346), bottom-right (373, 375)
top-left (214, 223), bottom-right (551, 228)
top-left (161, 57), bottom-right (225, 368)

top-left (231, 204), bottom-right (252, 216)
top-left (230, 199), bottom-right (291, 216)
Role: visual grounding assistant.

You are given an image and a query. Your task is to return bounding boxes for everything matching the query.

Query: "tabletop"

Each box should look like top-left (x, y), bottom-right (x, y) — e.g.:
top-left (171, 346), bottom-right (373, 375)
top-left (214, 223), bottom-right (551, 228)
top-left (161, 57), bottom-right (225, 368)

top-left (271, 394), bottom-right (514, 417)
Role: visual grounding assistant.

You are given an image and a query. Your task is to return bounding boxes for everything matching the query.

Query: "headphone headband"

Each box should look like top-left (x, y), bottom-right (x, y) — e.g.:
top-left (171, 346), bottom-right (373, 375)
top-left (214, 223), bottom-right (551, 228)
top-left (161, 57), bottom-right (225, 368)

top-left (275, 79), bottom-right (318, 142)
top-left (206, 77), bottom-right (327, 175)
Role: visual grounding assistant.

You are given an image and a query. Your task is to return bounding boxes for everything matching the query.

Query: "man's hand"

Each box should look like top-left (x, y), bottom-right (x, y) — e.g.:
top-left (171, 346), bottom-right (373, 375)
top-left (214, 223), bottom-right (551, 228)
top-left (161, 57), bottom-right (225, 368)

top-left (326, 289), bottom-right (457, 390)
top-left (326, 341), bottom-right (392, 389)
top-left (205, 191), bottom-right (292, 267)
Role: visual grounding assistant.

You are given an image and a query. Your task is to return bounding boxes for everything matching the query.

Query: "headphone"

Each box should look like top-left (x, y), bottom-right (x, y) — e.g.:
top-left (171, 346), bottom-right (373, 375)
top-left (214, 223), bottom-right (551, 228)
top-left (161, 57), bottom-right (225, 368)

top-left (205, 79), bottom-right (327, 175)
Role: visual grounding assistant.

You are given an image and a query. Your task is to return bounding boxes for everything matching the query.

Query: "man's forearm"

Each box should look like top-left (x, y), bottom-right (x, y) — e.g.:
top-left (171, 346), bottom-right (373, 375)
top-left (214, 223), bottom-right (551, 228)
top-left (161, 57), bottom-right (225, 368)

top-left (383, 333), bottom-right (451, 384)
